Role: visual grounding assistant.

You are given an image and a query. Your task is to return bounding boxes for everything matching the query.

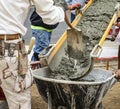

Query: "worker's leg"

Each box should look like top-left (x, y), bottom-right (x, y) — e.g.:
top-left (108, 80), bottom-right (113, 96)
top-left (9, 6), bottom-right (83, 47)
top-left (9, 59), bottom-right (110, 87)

top-left (31, 29), bottom-right (51, 69)
top-left (32, 29), bottom-right (51, 55)
top-left (71, 13), bottom-right (75, 22)
top-left (0, 40), bottom-right (33, 109)
top-left (2, 87), bottom-right (31, 109)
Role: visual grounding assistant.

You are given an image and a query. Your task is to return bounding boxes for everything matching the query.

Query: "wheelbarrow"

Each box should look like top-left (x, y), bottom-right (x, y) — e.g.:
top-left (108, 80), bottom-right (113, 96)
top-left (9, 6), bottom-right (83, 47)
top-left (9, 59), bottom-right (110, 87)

top-left (32, 67), bottom-right (116, 109)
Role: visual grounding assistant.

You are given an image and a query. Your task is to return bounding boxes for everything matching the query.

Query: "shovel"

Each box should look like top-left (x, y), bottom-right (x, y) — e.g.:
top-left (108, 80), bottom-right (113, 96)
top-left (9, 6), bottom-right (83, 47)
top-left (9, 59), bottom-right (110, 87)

top-left (64, 11), bottom-right (83, 59)
top-left (64, 11), bottom-right (94, 80)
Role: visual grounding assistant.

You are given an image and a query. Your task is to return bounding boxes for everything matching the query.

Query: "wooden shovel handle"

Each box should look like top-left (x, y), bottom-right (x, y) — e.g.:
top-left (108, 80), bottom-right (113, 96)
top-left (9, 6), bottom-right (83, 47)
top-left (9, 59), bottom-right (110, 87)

top-left (64, 11), bottom-right (74, 29)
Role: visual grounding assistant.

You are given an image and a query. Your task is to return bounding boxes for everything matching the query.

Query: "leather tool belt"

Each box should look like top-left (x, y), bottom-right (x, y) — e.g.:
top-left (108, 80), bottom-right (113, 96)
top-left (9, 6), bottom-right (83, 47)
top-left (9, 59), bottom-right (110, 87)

top-left (0, 34), bottom-right (20, 40)
top-left (0, 34), bottom-right (21, 57)
top-left (0, 34), bottom-right (28, 75)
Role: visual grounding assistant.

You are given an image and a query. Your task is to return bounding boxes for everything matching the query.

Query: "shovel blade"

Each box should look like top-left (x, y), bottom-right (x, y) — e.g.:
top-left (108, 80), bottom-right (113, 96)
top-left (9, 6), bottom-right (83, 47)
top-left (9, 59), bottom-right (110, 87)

top-left (69, 57), bottom-right (94, 80)
top-left (67, 28), bottom-right (83, 59)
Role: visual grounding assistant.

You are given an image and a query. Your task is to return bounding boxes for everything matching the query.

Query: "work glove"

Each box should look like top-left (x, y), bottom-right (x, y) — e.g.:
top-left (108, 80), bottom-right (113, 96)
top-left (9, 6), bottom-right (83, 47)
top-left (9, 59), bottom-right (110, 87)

top-left (68, 3), bottom-right (81, 10)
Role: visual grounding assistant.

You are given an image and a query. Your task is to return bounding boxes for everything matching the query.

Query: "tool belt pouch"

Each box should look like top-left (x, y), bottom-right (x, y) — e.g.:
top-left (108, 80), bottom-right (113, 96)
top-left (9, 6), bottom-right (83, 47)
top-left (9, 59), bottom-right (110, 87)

top-left (18, 40), bottom-right (28, 75)
top-left (14, 70), bottom-right (33, 93)
top-left (0, 40), bottom-right (5, 57)
top-left (15, 40), bottom-right (33, 92)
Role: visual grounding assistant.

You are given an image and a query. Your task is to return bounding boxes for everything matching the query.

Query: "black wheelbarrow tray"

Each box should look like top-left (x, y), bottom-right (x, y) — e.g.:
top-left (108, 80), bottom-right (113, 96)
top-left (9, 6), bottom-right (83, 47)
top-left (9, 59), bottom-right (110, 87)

top-left (32, 67), bottom-right (116, 109)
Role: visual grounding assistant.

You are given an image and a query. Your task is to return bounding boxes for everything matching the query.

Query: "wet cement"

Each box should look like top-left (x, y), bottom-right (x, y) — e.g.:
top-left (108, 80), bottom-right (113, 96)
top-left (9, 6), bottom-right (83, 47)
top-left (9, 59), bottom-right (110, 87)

top-left (50, 0), bottom-right (118, 81)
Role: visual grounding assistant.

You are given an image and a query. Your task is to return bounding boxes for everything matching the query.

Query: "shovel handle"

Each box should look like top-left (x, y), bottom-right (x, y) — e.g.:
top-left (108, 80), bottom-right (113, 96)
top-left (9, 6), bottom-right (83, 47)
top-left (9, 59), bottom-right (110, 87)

top-left (28, 37), bottom-right (35, 54)
top-left (64, 11), bottom-right (74, 29)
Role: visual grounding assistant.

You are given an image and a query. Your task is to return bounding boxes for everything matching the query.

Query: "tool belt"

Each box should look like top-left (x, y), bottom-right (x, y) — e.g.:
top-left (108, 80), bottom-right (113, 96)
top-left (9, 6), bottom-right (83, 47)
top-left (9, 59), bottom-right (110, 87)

top-left (0, 34), bottom-right (21, 57)
top-left (0, 34), bottom-right (20, 40)
top-left (0, 34), bottom-right (28, 76)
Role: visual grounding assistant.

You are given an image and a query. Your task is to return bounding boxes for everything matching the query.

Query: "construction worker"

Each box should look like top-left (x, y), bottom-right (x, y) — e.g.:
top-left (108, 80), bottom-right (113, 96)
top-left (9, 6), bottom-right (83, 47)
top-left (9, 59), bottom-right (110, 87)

top-left (0, 0), bottom-right (68, 109)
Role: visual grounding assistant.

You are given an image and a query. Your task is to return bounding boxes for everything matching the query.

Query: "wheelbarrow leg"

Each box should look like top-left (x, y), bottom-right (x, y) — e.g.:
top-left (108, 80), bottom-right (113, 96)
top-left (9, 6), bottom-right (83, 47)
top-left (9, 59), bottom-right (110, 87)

top-left (47, 88), bottom-right (52, 109)
top-left (71, 94), bottom-right (76, 109)
top-left (118, 45), bottom-right (120, 69)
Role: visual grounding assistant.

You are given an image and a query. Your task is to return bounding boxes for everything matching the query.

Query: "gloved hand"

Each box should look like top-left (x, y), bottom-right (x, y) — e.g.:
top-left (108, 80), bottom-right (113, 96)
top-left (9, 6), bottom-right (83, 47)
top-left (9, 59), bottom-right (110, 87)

top-left (114, 69), bottom-right (120, 80)
top-left (68, 3), bottom-right (81, 10)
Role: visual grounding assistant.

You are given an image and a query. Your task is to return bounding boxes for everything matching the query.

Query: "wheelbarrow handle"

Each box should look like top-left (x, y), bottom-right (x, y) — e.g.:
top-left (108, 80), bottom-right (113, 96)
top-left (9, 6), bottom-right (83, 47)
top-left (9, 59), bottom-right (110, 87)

top-left (38, 44), bottom-right (56, 59)
top-left (28, 37), bottom-right (35, 54)
top-left (90, 44), bottom-right (103, 58)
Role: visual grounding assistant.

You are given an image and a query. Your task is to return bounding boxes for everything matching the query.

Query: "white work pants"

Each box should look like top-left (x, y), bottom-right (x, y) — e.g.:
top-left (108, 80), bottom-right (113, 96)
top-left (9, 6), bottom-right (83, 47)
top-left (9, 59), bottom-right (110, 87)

top-left (0, 48), bottom-right (33, 109)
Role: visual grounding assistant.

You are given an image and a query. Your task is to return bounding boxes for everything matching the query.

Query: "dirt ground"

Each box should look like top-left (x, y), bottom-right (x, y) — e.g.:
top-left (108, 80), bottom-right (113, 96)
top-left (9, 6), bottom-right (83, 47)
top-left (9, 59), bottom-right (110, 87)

top-left (31, 84), bottom-right (48, 109)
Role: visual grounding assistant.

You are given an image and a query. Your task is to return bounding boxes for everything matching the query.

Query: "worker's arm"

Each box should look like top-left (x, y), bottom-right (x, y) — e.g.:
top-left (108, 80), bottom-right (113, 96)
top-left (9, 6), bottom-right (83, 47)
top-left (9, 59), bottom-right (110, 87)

top-left (33, 0), bottom-right (65, 25)
top-left (33, 0), bottom-right (81, 25)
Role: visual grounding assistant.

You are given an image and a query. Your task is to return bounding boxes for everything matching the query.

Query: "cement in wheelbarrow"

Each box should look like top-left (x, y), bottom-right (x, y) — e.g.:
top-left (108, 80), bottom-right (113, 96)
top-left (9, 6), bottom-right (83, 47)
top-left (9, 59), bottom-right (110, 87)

top-left (32, 68), bottom-right (116, 109)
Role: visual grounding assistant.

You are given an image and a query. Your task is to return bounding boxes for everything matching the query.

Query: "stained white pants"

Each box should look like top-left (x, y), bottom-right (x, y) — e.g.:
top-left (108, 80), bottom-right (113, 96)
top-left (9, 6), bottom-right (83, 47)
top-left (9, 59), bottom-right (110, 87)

top-left (0, 50), bottom-right (33, 109)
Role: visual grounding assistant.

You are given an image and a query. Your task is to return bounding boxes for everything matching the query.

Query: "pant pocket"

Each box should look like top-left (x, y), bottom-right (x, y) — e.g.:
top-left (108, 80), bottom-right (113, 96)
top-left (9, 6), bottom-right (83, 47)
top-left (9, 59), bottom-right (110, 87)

top-left (14, 70), bottom-right (33, 93)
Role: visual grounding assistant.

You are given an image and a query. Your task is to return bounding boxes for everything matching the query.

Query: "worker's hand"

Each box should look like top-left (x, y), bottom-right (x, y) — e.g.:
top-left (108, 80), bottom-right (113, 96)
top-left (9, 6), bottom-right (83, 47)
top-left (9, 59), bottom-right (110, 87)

top-left (114, 69), bottom-right (120, 80)
top-left (68, 3), bottom-right (81, 10)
